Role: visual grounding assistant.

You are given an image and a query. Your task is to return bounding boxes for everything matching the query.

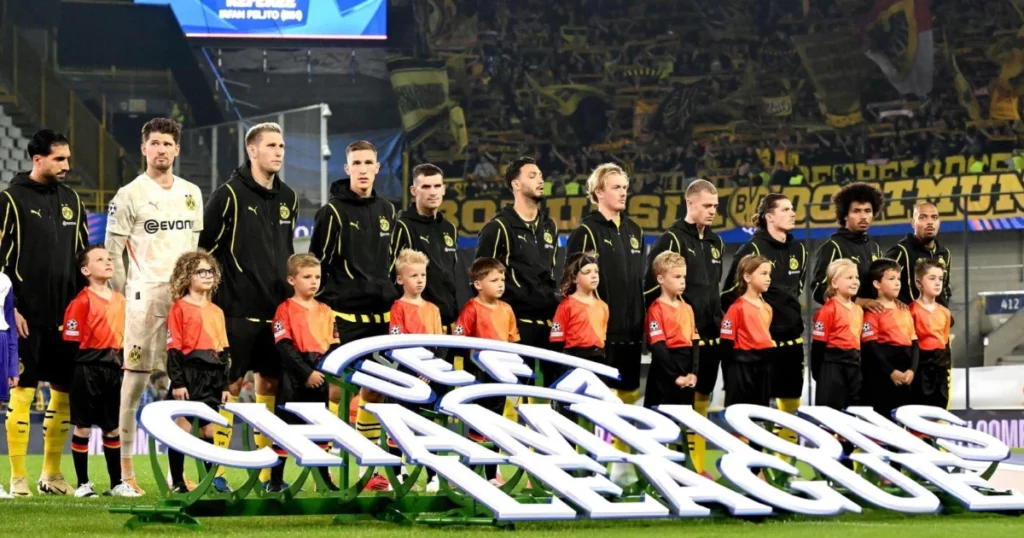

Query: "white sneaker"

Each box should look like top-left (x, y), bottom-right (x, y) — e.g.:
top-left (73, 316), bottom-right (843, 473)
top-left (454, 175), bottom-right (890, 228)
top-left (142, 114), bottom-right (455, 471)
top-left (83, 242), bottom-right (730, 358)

top-left (425, 475), bottom-right (440, 493)
top-left (109, 482), bottom-right (144, 498)
top-left (609, 462), bottom-right (638, 488)
top-left (0, 485), bottom-right (13, 499)
top-left (74, 483), bottom-right (97, 498)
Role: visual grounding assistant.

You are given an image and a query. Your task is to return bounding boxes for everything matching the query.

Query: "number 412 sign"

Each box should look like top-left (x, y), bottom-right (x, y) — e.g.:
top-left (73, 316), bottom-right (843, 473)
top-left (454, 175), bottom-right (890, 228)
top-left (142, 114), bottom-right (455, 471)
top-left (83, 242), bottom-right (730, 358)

top-left (140, 335), bottom-right (1024, 520)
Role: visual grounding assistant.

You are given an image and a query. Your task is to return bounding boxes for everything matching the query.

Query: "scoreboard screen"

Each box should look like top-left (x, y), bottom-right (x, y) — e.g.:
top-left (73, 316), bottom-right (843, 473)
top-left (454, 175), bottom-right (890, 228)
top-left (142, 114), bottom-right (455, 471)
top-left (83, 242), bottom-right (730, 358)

top-left (135, 0), bottom-right (386, 40)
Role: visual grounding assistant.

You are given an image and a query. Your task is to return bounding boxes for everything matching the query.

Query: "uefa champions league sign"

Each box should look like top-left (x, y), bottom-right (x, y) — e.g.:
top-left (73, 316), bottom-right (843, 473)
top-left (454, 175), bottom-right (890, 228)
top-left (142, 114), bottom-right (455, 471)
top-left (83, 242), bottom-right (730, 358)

top-left (138, 335), bottom-right (1024, 521)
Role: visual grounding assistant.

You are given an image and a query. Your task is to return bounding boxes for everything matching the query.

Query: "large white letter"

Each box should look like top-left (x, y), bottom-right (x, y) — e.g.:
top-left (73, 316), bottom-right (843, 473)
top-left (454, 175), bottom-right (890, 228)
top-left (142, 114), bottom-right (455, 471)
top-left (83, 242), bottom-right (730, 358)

top-left (725, 405), bottom-right (940, 514)
top-left (628, 455), bottom-right (773, 517)
top-left (894, 406), bottom-right (1012, 461)
top-left (227, 402), bottom-right (400, 467)
top-left (348, 360), bottom-right (433, 404)
top-left (658, 405), bottom-right (860, 516)
top-left (387, 347), bottom-right (477, 387)
top-left (365, 403), bottom-right (504, 465)
top-left (140, 401), bottom-right (277, 469)
top-left (511, 453), bottom-right (671, 519)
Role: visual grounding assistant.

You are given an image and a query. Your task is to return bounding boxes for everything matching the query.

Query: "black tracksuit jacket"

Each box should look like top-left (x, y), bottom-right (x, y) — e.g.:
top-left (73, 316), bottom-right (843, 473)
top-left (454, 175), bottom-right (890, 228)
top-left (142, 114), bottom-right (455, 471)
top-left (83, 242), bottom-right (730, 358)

top-left (309, 179), bottom-right (399, 315)
top-left (199, 164), bottom-right (297, 320)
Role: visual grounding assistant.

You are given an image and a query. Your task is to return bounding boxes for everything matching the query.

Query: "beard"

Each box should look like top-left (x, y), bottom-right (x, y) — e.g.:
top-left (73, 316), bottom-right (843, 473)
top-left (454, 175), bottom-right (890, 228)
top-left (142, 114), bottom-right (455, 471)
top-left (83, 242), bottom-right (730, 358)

top-left (524, 190), bottom-right (544, 202)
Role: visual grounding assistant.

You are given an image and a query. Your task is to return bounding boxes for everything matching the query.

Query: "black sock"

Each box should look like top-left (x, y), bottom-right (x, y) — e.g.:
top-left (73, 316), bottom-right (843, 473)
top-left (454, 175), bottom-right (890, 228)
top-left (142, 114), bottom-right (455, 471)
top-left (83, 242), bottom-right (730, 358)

top-left (71, 434), bottom-right (90, 487)
top-left (102, 436), bottom-right (121, 487)
top-left (485, 465), bottom-right (497, 481)
top-left (168, 449), bottom-right (185, 485)
top-left (426, 467), bottom-right (437, 482)
top-left (270, 448), bottom-right (286, 484)
top-left (203, 436), bottom-right (215, 473)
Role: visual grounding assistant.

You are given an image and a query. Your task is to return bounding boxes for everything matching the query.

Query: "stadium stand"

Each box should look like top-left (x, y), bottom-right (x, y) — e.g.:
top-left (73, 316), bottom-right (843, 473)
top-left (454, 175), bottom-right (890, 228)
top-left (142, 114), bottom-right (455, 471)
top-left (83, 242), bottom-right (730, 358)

top-left (0, 105), bottom-right (31, 186)
top-left (416, 0), bottom-right (1024, 194)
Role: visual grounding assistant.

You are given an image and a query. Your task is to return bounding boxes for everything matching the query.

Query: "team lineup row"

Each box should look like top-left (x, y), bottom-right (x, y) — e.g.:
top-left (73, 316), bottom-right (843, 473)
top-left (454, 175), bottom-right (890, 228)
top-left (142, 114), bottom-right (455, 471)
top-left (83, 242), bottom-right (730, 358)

top-left (0, 118), bottom-right (955, 498)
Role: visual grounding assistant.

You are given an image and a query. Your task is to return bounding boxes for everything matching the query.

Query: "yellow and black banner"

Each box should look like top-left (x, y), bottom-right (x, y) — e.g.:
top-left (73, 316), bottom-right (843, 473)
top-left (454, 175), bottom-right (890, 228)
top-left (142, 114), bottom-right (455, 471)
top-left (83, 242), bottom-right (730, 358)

top-left (443, 173), bottom-right (1024, 243)
top-left (793, 29), bottom-right (866, 126)
top-left (952, 55), bottom-right (982, 120)
top-left (528, 77), bottom-right (608, 116)
top-left (388, 57), bottom-right (451, 133)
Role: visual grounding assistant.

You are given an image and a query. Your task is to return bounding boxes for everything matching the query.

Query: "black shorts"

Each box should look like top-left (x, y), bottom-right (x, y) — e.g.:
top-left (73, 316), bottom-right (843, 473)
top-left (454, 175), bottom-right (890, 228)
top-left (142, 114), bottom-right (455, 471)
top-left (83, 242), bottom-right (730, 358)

top-left (913, 363), bottom-right (950, 409)
top-left (769, 343), bottom-right (806, 399)
top-left (644, 347), bottom-right (695, 408)
top-left (18, 325), bottom-right (79, 388)
top-left (518, 320), bottom-right (563, 387)
top-left (277, 374), bottom-right (329, 424)
top-left (694, 339), bottom-right (723, 395)
top-left (70, 362), bottom-right (123, 432)
top-left (226, 317), bottom-right (280, 380)
top-left (606, 341), bottom-right (642, 392)
top-left (183, 363), bottom-right (229, 411)
top-left (815, 361), bottom-right (862, 409)
top-left (724, 353), bottom-right (772, 407)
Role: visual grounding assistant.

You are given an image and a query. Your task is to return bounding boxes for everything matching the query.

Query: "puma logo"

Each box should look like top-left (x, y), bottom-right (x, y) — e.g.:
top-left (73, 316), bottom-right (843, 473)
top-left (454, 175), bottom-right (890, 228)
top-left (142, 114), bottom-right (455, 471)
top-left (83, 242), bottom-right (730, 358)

top-left (687, 248), bottom-right (696, 255)
top-left (419, 235), bottom-right (430, 244)
top-left (517, 234), bottom-right (527, 242)
top-left (247, 206), bottom-right (258, 216)
top-left (350, 221), bottom-right (360, 230)
top-left (603, 239), bottom-right (613, 246)
top-left (29, 209), bottom-right (42, 217)
top-left (850, 255), bottom-right (861, 263)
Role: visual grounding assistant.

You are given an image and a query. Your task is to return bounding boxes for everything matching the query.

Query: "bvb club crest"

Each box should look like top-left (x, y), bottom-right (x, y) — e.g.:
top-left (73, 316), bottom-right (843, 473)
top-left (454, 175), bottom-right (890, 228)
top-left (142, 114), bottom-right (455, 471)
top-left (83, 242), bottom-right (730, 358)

top-left (185, 194), bottom-right (197, 211)
top-left (630, 236), bottom-right (640, 249)
top-left (280, 205), bottom-right (291, 220)
top-left (61, 205), bottom-right (73, 220)
top-left (444, 234), bottom-right (454, 247)
top-left (789, 257), bottom-right (799, 270)
top-left (127, 346), bottom-right (143, 366)
top-left (544, 231), bottom-right (554, 244)
top-left (711, 246), bottom-right (721, 260)
top-left (379, 217), bottom-right (390, 232)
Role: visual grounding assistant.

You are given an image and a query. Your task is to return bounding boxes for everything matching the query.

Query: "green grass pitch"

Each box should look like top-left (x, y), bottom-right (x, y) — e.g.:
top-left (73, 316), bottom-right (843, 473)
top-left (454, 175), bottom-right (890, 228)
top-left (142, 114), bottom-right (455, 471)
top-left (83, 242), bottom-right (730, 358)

top-left (0, 455), bottom-right (1020, 536)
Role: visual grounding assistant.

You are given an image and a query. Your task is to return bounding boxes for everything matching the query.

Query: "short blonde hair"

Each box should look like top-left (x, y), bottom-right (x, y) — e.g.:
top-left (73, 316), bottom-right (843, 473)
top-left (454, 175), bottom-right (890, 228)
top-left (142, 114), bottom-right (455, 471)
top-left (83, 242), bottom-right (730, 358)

top-left (685, 178), bottom-right (718, 198)
top-left (287, 253), bottom-right (320, 276)
top-left (824, 259), bottom-right (858, 300)
top-left (586, 163), bottom-right (628, 203)
top-left (651, 251), bottom-right (686, 278)
top-left (395, 249), bottom-right (429, 274)
top-left (245, 122), bottom-right (282, 146)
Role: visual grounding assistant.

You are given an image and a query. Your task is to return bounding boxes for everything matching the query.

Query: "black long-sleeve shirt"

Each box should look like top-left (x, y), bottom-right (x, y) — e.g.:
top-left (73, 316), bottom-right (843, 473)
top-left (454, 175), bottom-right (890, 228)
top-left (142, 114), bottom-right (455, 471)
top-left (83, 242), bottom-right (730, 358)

top-left (0, 173), bottom-right (88, 327)
top-left (199, 164), bottom-right (297, 319)
top-left (810, 228), bottom-right (883, 305)
top-left (309, 179), bottom-right (399, 315)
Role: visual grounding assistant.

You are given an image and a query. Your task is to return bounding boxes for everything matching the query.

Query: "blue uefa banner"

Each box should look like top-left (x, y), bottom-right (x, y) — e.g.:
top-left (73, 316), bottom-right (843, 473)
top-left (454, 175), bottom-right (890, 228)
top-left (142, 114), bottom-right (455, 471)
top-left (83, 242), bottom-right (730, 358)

top-left (134, 0), bottom-right (387, 40)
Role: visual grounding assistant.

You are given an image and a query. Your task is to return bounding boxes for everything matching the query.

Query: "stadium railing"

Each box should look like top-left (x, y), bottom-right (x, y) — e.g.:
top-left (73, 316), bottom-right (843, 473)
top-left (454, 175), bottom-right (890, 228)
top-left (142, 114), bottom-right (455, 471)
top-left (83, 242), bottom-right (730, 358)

top-left (0, 7), bottom-right (138, 213)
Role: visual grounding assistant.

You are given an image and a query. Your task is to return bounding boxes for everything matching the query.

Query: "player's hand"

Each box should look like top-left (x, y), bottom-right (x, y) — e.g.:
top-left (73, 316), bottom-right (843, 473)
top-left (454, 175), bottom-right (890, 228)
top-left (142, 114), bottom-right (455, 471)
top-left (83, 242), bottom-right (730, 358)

top-left (857, 299), bottom-right (886, 314)
top-left (7, 376), bottom-right (16, 388)
top-left (890, 371), bottom-right (905, 385)
top-left (418, 375), bottom-right (430, 384)
top-left (307, 371), bottom-right (324, 388)
top-left (903, 370), bottom-right (914, 385)
top-left (896, 301), bottom-right (909, 311)
top-left (172, 387), bottom-right (189, 400)
top-left (675, 375), bottom-right (687, 387)
top-left (13, 309), bottom-right (28, 338)
top-left (221, 391), bottom-right (231, 404)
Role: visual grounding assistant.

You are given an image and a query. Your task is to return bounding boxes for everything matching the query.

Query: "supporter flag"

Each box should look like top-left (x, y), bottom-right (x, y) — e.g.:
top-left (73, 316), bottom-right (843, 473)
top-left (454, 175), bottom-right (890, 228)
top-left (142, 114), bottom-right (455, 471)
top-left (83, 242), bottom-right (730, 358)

top-left (990, 86), bottom-right (1021, 121)
top-left (528, 77), bottom-right (609, 116)
top-left (633, 100), bottom-right (658, 142)
top-left (448, 106), bottom-right (468, 152)
top-left (951, 55), bottom-right (981, 120)
top-left (989, 25), bottom-right (1024, 96)
top-left (860, 0), bottom-right (934, 98)
top-left (793, 30), bottom-right (866, 127)
top-left (387, 57), bottom-right (451, 134)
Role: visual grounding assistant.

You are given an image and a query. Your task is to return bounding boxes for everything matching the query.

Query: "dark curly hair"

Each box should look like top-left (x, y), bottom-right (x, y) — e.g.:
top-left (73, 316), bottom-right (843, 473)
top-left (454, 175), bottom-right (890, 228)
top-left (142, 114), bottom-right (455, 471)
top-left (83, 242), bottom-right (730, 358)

top-left (833, 182), bottom-right (883, 227)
